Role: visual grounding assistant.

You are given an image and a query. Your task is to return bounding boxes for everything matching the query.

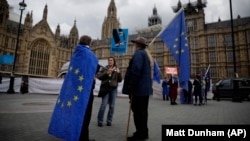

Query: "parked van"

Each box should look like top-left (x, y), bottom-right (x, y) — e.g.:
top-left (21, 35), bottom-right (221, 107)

top-left (57, 60), bottom-right (108, 78)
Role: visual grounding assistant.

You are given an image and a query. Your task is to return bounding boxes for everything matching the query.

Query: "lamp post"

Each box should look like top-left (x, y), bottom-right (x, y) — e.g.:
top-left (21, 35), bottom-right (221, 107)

top-left (7, 0), bottom-right (27, 94)
top-left (229, 0), bottom-right (237, 77)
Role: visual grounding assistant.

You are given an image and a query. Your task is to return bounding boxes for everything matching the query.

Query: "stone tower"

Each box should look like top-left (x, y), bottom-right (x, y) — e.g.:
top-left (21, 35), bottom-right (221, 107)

top-left (101, 0), bottom-right (120, 39)
top-left (148, 5), bottom-right (162, 26)
top-left (68, 20), bottom-right (79, 54)
top-left (0, 0), bottom-right (9, 30)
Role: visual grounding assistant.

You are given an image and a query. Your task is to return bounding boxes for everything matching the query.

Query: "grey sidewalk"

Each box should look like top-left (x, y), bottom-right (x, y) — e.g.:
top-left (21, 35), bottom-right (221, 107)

top-left (0, 93), bottom-right (250, 141)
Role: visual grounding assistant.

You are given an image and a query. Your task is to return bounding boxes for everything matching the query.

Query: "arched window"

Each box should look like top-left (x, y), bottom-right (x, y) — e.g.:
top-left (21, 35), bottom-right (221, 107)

top-left (29, 39), bottom-right (50, 76)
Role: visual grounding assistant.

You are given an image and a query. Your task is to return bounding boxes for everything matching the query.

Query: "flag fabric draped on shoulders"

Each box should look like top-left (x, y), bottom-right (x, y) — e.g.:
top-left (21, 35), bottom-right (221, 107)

top-left (48, 44), bottom-right (98, 141)
top-left (159, 8), bottom-right (190, 91)
top-left (153, 60), bottom-right (161, 84)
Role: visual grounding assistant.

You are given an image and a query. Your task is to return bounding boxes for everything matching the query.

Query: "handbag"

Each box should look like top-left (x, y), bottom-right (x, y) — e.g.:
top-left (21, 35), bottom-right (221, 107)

top-left (98, 83), bottom-right (110, 97)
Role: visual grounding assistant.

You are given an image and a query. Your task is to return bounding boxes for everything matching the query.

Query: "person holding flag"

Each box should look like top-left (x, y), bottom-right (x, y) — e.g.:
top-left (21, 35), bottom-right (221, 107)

top-left (204, 65), bottom-right (211, 104)
top-left (48, 35), bottom-right (98, 141)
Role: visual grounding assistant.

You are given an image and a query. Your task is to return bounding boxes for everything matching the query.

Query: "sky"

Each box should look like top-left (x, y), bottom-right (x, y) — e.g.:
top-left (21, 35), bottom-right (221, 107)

top-left (7, 0), bottom-right (250, 39)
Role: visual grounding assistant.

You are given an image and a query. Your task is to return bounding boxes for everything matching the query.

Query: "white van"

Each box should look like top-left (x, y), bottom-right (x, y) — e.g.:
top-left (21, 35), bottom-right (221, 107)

top-left (57, 60), bottom-right (108, 78)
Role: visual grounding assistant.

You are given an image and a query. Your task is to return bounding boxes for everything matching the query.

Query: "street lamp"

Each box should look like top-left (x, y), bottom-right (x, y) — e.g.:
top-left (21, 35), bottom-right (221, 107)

top-left (229, 0), bottom-right (237, 77)
top-left (7, 0), bottom-right (27, 94)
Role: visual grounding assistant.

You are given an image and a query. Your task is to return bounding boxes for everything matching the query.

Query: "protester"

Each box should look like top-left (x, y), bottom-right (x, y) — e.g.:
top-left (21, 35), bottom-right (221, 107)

top-left (168, 75), bottom-right (179, 105)
top-left (48, 35), bottom-right (98, 141)
top-left (204, 77), bottom-right (210, 104)
top-left (183, 79), bottom-right (192, 104)
top-left (161, 76), bottom-right (169, 101)
top-left (122, 36), bottom-right (153, 141)
top-left (96, 57), bottom-right (122, 127)
top-left (188, 80), bottom-right (193, 104)
top-left (78, 35), bottom-right (100, 141)
top-left (193, 73), bottom-right (203, 105)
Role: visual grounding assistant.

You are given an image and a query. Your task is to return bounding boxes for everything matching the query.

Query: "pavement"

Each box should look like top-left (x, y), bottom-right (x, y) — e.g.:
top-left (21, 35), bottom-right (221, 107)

top-left (0, 93), bottom-right (250, 141)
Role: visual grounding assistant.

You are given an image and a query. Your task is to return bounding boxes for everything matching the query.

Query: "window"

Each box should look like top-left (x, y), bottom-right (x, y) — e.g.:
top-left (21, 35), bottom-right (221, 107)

top-left (209, 52), bottom-right (217, 62)
top-left (11, 39), bottom-right (15, 49)
top-left (191, 53), bottom-right (197, 64)
top-left (247, 30), bottom-right (250, 44)
top-left (189, 37), bottom-right (199, 48)
top-left (155, 43), bottom-right (163, 53)
top-left (186, 19), bottom-right (197, 32)
top-left (208, 35), bottom-right (216, 47)
top-left (4, 37), bottom-right (9, 48)
top-left (128, 45), bottom-right (135, 55)
top-left (168, 55), bottom-right (176, 65)
top-left (118, 58), bottom-right (124, 68)
top-left (247, 30), bottom-right (250, 60)
top-left (210, 67), bottom-right (217, 78)
top-left (222, 79), bottom-right (231, 87)
top-left (225, 34), bottom-right (232, 47)
top-left (155, 57), bottom-right (163, 67)
top-left (227, 67), bottom-right (234, 78)
top-left (226, 51), bottom-right (233, 62)
top-left (29, 39), bottom-right (50, 76)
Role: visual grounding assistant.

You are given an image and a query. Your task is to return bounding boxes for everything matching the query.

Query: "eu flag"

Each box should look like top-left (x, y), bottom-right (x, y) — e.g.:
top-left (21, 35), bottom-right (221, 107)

top-left (159, 8), bottom-right (190, 91)
top-left (153, 60), bottom-right (161, 84)
top-left (48, 44), bottom-right (98, 141)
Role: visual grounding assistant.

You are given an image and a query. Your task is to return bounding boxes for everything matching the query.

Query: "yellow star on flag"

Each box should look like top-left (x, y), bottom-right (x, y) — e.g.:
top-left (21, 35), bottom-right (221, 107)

top-left (175, 38), bottom-right (179, 42)
top-left (79, 75), bottom-right (84, 81)
top-left (181, 49), bottom-right (185, 53)
top-left (73, 95), bottom-right (79, 101)
top-left (69, 66), bottom-right (73, 71)
top-left (185, 43), bottom-right (188, 47)
top-left (174, 44), bottom-right (177, 48)
top-left (78, 85), bottom-right (83, 92)
top-left (67, 101), bottom-right (72, 107)
top-left (176, 50), bottom-right (179, 54)
top-left (75, 69), bottom-right (80, 75)
top-left (181, 32), bottom-right (184, 35)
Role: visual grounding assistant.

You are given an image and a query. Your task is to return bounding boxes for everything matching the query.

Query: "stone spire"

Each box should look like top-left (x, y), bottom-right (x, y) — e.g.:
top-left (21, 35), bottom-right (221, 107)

top-left (101, 0), bottom-right (120, 39)
top-left (43, 4), bottom-right (48, 20)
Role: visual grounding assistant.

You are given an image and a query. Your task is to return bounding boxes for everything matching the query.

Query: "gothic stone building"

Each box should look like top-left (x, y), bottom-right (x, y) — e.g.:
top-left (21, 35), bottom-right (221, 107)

top-left (1, 0), bottom-right (250, 82)
top-left (92, 0), bottom-right (250, 82)
top-left (0, 0), bottom-right (78, 77)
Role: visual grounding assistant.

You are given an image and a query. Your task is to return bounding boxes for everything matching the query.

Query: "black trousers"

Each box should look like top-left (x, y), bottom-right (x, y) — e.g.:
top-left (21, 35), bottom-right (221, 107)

top-left (79, 91), bottom-right (94, 141)
top-left (131, 95), bottom-right (149, 137)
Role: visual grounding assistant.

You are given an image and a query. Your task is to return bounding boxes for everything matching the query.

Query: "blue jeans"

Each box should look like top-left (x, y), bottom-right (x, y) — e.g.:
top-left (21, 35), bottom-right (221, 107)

top-left (97, 88), bottom-right (117, 124)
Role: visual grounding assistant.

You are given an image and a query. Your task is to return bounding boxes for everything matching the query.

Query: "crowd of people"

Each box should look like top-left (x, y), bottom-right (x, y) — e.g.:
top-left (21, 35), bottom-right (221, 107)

top-left (48, 35), bottom-right (211, 141)
top-left (161, 73), bottom-right (210, 106)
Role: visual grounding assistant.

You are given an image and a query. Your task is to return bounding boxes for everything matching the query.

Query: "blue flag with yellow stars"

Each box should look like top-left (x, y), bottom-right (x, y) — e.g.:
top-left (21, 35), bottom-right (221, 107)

top-left (159, 8), bottom-right (190, 92)
top-left (48, 44), bottom-right (98, 141)
top-left (153, 60), bottom-right (161, 84)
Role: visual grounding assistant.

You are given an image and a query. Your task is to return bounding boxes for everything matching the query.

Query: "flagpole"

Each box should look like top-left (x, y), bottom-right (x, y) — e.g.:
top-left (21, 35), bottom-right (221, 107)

top-left (204, 64), bottom-right (210, 76)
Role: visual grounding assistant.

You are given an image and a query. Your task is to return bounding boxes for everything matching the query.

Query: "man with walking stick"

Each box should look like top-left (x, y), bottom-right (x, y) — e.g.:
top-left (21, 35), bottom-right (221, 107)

top-left (122, 36), bottom-right (153, 141)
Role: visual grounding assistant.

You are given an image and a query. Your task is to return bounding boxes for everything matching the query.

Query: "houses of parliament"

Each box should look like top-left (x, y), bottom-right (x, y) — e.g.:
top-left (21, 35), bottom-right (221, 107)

top-left (0, 0), bottom-right (250, 82)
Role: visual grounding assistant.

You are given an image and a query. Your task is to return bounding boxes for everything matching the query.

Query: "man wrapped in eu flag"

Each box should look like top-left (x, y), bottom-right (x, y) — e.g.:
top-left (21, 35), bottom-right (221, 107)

top-left (48, 35), bottom-right (98, 141)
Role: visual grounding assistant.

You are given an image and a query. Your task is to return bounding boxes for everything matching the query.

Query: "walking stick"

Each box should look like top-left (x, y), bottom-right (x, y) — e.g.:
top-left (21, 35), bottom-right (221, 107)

top-left (126, 95), bottom-right (132, 141)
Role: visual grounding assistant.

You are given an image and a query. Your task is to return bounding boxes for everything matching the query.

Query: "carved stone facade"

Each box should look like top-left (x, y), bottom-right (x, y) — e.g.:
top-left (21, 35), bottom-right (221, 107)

top-left (0, 1), bottom-right (78, 77)
top-left (93, 0), bottom-right (250, 82)
top-left (1, 0), bottom-right (250, 82)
